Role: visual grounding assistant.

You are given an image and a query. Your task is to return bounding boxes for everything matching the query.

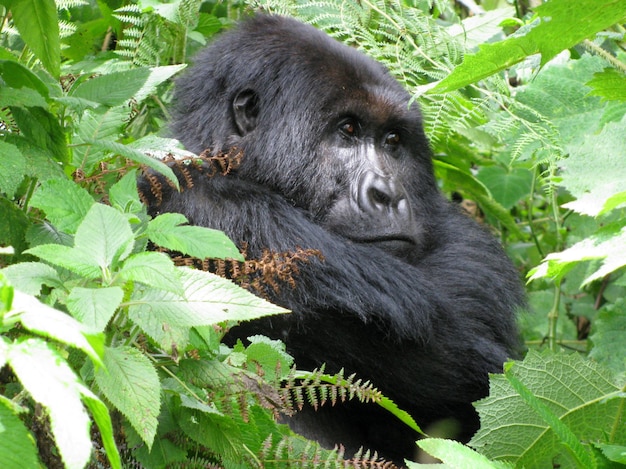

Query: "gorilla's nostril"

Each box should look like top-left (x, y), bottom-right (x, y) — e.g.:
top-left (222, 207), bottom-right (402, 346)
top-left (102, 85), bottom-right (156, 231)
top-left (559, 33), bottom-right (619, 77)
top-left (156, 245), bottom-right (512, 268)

top-left (370, 187), bottom-right (392, 208)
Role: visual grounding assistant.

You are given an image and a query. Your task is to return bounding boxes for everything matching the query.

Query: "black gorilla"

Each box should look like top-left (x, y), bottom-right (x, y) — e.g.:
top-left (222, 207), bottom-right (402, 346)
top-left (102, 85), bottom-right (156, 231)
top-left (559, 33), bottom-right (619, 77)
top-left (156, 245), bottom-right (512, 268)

top-left (144, 15), bottom-right (524, 463)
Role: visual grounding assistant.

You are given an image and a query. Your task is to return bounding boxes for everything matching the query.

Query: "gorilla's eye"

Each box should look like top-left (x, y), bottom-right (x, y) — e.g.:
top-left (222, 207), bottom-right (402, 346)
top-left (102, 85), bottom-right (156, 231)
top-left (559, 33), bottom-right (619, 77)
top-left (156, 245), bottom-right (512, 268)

top-left (385, 132), bottom-right (401, 146)
top-left (339, 120), bottom-right (358, 138)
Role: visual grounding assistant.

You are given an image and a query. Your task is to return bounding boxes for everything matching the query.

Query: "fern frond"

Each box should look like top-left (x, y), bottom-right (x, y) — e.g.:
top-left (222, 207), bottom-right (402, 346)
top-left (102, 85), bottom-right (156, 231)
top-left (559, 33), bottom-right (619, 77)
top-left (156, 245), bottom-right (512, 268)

top-left (55, 0), bottom-right (88, 9)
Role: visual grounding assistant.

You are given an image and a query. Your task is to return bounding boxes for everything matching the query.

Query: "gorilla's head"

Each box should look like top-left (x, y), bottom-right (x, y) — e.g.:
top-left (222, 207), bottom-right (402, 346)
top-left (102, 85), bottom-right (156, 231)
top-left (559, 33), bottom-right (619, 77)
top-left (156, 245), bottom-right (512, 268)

top-left (173, 15), bottom-right (439, 257)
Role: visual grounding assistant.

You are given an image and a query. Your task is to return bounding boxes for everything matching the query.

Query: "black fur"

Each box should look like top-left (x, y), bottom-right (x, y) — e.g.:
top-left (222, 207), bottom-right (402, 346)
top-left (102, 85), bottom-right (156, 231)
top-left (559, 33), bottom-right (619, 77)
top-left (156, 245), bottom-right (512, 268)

top-left (142, 15), bottom-right (524, 463)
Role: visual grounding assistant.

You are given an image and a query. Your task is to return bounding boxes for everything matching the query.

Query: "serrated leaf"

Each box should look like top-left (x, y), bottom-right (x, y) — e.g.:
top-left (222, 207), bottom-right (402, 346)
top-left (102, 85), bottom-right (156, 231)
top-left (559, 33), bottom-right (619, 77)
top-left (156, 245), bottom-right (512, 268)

top-left (433, 0), bottom-right (626, 93)
top-left (0, 397), bottom-right (41, 469)
top-left (74, 203), bottom-right (135, 271)
top-left (71, 68), bottom-right (151, 107)
top-left (0, 84), bottom-right (48, 108)
top-left (0, 60), bottom-right (49, 97)
top-left (118, 252), bottom-right (183, 294)
top-left (0, 141), bottom-right (26, 198)
top-left (147, 212), bottom-right (244, 261)
top-left (73, 106), bottom-right (130, 170)
top-left (133, 65), bottom-right (186, 103)
top-left (529, 223), bottom-right (626, 285)
top-left (6, 0), bottom-right (60, 78)
top-left (67, 286), bottom-right (124, 332)
top-left (414, 438), bottom-right (512, 469)
top-left (587, 67), bottom-right (626, 103)
top-left (128, 268), bottom-right (288, 350)
top-left (109, 169), bottom-right (144, 214)
top-left (560, 118), bottom-right (626, 216)
top-left (589, 299), bottom-right (626, 375)
top-left (10, 106), bottom-right (68, 163)
top-left (470, 351), bottom-right (626, 468)
top-left (8, 338), bottom-right (92, 469)
top-left (89, 139), bottom-right (179, 188)
top-left (79, 391), bottom-right (122, 469)
top-left (26, 243), bottom-right (102, 279)
top-left (11, 290), bottom-right (103, 366)
top-left (30, 178), bottom-right (94, 233)
top-left (95, 345), bottom-right (160, 449)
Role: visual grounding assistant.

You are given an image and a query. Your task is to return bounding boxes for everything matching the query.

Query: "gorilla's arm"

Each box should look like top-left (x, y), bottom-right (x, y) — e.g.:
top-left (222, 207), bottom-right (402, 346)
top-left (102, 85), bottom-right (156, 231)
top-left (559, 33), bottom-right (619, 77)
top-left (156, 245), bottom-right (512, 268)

top-left (143, 173), bottom-right (521, 409)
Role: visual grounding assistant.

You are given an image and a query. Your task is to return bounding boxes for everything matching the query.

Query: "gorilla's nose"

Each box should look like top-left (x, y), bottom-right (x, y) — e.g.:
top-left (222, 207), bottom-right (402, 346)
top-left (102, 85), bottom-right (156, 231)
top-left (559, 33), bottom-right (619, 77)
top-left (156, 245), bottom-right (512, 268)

top-left (359, 171), bottom-right (408, 215)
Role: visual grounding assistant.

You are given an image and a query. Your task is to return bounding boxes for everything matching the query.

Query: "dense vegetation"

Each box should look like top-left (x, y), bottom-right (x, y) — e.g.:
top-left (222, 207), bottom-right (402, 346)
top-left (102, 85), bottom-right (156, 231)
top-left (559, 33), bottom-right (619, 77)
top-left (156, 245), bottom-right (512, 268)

top-left (0, 0), bottom-right (625, 467)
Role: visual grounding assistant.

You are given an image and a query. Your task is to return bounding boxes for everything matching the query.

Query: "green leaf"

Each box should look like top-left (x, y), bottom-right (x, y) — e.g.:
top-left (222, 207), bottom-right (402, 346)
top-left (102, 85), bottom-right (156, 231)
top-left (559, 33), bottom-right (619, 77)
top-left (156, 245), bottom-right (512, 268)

top-left (587, 67), bottom-right (626, 103)
top-left (0, 198), bottom-right (29, 255)
top-left (0, 140), bottom-right (26, 198)
top-left (74, 203), bottom-right (135, 271)
top-left (413, 439), bottom-right (512, 469)
top-left (95, 345), bottom-right (160, 449)
top-left (560, 118), bottom-right (626, 217)
top-left (71, 68), bottom-right (151, 107)
top-left (109, 169), bottom-right (145, 215)
top-left (504, 366), bottom-right (595, 469)
top-left (0, 84), bottom-right (48, 108)
top-left (118, 252), bottom-right (183, 294)
top-left (11, 290), bottom-right (103, 366)
top-left (30, 178), bottom-right (95, 234)
top-left (88, 139), bottom-right (179, 188)
top-left (476, 166), bottom-right (533, 210)
top-left (73, 106), bottom-right (130, 170)
top-left (0, 60), bottom-right (49, 97)
top-left (589, 299), bottom-right (626, 375)
top-left (67, 287), bottom-right (124, 332)
top-left (529, 223), bottom-right (626, 285)
top-left (0, 397), bottom-right (41, 469)
top-left (470, 351), bottom-right (626, 468)
top-left (147, 212), bottom-right (244, 261)
top-left (133, 65), bottom-right (186, 103)
top-left (10, 106), bottom-right (68, 163)
top-left (26, 243), bottom-right (102, 279)
top-left (128, 268), bottom-right (288, 350)
top-left (433, 0), bottom-right (626, 93)
top-left (79, 391), bottom-right (122, 469)
top-left (8, 338), bottom-right (92, 469)
top-left (5, 0), bottom-right (60, 78)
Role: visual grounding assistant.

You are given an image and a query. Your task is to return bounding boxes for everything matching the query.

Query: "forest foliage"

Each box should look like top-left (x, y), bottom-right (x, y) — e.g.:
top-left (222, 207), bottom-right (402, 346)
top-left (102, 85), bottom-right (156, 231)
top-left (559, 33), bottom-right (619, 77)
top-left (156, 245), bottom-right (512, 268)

top-left (0, 0), bottom-right (625, 468)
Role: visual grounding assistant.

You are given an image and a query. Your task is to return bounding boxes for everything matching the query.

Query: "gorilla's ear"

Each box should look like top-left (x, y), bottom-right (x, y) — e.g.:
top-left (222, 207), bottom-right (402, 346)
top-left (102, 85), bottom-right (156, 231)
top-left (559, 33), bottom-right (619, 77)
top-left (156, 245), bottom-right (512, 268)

top-left (232, 89), bottom-right (260, 136)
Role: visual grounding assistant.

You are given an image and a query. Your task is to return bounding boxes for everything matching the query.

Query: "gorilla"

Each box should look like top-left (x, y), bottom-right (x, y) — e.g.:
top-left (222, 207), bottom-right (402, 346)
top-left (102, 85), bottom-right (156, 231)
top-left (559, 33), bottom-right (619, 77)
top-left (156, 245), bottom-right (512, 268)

top-left (142, 15), bottom-right (524, 463)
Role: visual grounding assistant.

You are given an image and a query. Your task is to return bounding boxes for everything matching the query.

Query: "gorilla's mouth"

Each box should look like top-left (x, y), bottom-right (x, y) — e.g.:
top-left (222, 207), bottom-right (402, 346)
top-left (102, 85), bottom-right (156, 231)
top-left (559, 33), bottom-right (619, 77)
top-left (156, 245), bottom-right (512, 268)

top-left (356, 235), bottom-right (417, 253)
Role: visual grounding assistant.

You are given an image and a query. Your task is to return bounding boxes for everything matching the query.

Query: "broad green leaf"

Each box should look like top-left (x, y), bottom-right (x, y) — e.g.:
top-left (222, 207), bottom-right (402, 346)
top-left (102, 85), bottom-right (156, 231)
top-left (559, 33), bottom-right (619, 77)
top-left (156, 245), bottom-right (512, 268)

top-left (89, 139), bottom-right (179, 188)
top-left (2, 261), bottom-right (62, 296)
top-left (25, 243), bottom-right (102, 279)
top-left (67, 287), bottom-right (124, 332)
top-left (79, 391), bottom-right (122, 469)
top-left (0, 199), bottom-right (30, 256)
top-left (5, 0), bottom-right (60, 78)
top-left (95, 345), bottom-right (160, 449)
top-left (11, 290), bottom-right (103, 366)
top-left (147, 212), bottom-right (244, 261)
top-left (10, 106), bottom-right (68, 163)
top-left (476, 166), bottom-right (533, 210)
top-left (8, 338), bottom-right (92, 469)
top-left (447, 6), bottom-right (515, 50)
top-left (587, 67), bottom-right (626, 103)
top-left (133, 65), bottom-right (186, 103)
top-left (0, 60), bottom-right (49, 97)
top-left (433, 0), bottom-right (626, 93)
top-left (0, 141), bottom-right (26, 198)
top-left (529, 223), bottom-right (626, 285)
top-left (73, 106), bottom-right (130, 170)
top-left (128, 268), bottom-right (288, 350)
top-left (118, 252), bottom-right (183, 294)
top-left (30, 178), bottom-right (94, 233)
top-left (589, 299), bottom-right (626, 375)
top-left (470, 351), bottom-right (626, 468)
top-left (109, 169), bottom-right (145, 214)
top-left (71, 68), bottom-right (151, 107)
top-left (0, 397), bottom-right (41, 469)
top-left (0, 86), bottom-right (47, 108)
top-left (414, 439), bottom-right (512, 469)
top-left (560, 118), bottom-right (626, 216)
top-left (74, 203), bottom-right (135, 271)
